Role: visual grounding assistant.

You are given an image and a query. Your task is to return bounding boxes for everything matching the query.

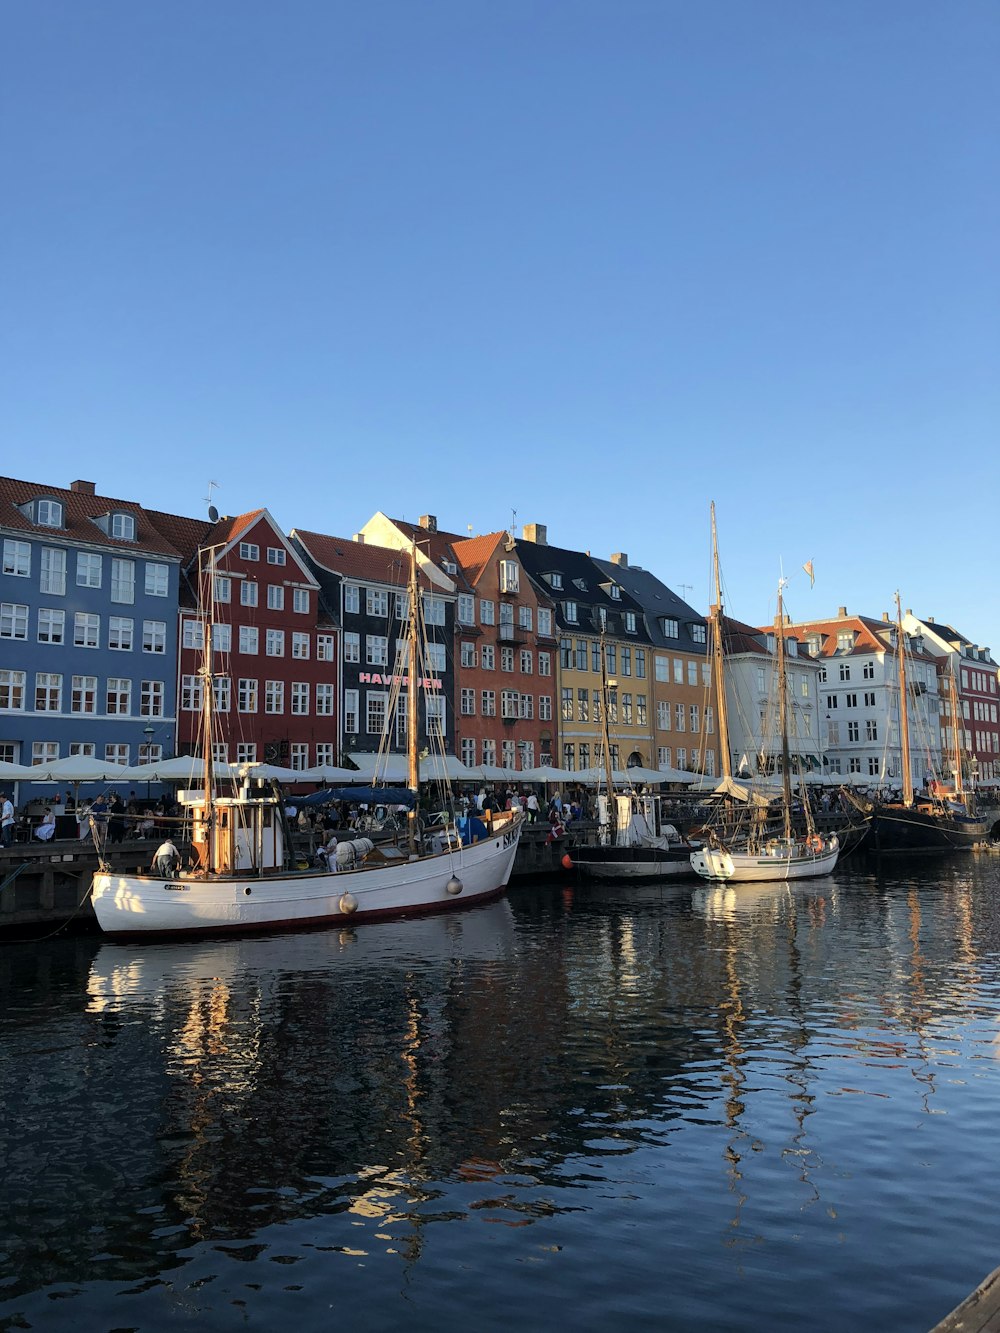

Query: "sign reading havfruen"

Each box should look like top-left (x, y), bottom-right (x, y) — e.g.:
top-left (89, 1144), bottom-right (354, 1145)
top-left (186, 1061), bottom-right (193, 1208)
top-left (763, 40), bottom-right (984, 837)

top-left (357, 672), bottom-right (442, 689)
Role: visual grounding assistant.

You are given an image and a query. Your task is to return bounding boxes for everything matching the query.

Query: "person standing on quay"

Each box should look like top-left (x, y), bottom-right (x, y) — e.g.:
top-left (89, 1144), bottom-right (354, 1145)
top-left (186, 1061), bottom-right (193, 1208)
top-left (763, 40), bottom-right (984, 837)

top-left (1, 793), bottom-right (16, 847)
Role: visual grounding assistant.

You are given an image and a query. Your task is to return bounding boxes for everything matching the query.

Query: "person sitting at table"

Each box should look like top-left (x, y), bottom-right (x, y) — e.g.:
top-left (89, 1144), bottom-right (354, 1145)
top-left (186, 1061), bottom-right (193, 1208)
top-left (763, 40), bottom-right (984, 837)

top-left (35, 808), bottom-right (56, 842)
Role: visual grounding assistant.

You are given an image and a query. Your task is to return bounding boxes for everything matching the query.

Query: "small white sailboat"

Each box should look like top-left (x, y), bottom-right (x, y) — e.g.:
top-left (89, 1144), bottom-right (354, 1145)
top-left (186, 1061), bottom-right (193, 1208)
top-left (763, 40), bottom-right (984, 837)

top-left (90, 543), bottom-right (522, 937)
top-left (690, 514), bottom-right (839, 884)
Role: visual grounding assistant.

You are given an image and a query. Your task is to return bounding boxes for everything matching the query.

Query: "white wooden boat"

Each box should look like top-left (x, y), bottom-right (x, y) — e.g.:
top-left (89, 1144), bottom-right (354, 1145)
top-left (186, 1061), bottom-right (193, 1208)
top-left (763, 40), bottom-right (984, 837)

top-left (690, 833), bottom-right (839, 882)
top-left (691, 515), bottom-right (840, 886)
top-left (90, 541), bottom-right (522, 937)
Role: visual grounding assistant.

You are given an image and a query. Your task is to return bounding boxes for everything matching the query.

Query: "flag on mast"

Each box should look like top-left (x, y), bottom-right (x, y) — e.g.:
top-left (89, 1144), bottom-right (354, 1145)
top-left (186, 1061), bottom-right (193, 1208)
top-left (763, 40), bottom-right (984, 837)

top-left (803, 560), bottom-right (815, 588)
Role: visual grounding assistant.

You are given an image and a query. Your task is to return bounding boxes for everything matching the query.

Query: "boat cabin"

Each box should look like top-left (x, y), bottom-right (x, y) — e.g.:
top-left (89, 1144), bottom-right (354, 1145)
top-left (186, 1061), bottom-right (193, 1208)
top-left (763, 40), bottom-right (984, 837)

top-left (178, 789), bottom-right (285, 875)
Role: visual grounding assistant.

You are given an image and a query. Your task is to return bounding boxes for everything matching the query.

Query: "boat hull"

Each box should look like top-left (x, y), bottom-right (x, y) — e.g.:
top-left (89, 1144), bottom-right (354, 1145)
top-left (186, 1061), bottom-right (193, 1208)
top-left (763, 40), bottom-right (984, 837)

top-left (569, 844), bottom-right (699, 880)
top-left (91, 821), bottom-right (522, 937)
top-left (690, 837), bottom-right (839, 883)
top-left (870, 807), bottom-right (988, 853)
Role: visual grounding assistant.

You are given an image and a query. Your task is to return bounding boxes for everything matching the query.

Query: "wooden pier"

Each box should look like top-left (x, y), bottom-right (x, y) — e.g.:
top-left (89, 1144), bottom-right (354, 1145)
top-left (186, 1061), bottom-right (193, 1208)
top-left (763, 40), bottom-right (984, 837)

top-left (932, 1268), bottom-right (1000, 1332)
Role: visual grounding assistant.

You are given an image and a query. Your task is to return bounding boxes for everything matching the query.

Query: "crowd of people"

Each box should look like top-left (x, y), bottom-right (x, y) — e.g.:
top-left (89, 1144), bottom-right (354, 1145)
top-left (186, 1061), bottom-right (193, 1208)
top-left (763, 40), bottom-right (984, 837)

top-left (0, 789), bottom-right (180, 847)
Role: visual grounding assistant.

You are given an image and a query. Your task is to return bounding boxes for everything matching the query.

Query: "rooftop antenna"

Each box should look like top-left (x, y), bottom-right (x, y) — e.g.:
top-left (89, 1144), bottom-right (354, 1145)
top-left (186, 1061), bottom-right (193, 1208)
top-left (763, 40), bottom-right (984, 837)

top-left (204, 480), bottom-right (220, 524)
top-left (510, 508), bottom-right (517, 539)
top-left (678, 583), bottom-right (693, 601)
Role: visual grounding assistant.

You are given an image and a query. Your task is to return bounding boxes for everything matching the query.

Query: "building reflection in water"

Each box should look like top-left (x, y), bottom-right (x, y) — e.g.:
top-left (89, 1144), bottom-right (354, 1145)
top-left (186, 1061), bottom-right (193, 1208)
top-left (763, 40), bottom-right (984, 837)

top-left (2, 863), bottom-right (995, 1312)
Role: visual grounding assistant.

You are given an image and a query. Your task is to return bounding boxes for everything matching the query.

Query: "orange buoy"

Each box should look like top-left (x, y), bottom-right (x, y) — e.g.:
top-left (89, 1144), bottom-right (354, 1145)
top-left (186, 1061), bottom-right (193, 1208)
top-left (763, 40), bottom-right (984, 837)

top-left (561, 853), bottom-right (573, 870)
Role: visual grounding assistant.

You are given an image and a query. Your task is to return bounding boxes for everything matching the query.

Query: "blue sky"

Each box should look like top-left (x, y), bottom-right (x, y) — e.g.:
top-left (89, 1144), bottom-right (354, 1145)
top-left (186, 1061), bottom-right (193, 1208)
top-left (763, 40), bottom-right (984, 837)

top-left (3, 1), bottom-right (997, 648)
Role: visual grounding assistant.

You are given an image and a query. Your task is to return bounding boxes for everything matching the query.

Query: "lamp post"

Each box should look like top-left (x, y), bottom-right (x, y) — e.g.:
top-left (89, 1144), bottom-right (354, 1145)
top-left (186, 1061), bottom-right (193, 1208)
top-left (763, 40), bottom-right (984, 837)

top-left (143, 725), bottom-right (155, 802)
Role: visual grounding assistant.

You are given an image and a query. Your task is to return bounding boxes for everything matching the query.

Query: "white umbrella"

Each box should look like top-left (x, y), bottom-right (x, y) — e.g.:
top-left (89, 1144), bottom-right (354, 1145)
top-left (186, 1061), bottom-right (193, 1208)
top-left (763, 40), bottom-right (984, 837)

top-left (419, 753), bottom-right (474, 782)
top-left (294, 764), bottom-right (366, 784)
top-left (0, 760), bottom-right (36, 781)
top-left (464, 764), bottom-right (517, 782)
top-left (622, 764), bottom-right (698, 785)
top-left (518, 765), bottom-right (576, 784)
top-left (346, 752), bottom-right (409, 783)
top-left (26, 756), bottom-right (132, 783)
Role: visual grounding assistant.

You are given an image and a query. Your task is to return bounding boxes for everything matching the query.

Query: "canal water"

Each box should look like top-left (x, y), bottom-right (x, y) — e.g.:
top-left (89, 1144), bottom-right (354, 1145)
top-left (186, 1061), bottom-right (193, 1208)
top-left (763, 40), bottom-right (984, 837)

top-left (2, 857), bottom-right (1000, 1332)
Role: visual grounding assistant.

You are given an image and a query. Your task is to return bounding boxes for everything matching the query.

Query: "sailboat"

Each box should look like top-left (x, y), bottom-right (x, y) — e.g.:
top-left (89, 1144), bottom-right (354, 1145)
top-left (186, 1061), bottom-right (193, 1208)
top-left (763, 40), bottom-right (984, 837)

top-left (690, 513), bottom-right (839, 883)
top-left (566, 627), bottom-right (700, 879)
top-left (90, 544), bottom-right (523, 937)
top-left (865, 597), bottom-right (987, 853)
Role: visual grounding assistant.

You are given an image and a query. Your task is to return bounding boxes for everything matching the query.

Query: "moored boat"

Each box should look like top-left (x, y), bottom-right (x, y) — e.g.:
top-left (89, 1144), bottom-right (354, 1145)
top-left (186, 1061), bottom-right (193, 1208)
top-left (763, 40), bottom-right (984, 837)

top-left (690, 510), bottom-right (840, 885)
top-left (90, 541), bottom-right (522, 937)
top-left (867, 597), bottom-right (987, 854)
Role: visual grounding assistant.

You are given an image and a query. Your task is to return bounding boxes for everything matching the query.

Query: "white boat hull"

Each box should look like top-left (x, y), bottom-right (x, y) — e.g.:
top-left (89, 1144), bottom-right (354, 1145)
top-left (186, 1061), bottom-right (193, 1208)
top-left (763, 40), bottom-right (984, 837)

top-left (690, 836), bottom-right (839, 883)
top-left (91, 820), bottom-right (523, 936)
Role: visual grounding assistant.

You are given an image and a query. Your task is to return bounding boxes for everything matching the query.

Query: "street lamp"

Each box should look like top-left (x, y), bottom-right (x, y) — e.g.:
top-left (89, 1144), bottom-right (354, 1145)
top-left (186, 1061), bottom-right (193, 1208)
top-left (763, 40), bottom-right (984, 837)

top-left (143, 725), bottom-right (155, 802)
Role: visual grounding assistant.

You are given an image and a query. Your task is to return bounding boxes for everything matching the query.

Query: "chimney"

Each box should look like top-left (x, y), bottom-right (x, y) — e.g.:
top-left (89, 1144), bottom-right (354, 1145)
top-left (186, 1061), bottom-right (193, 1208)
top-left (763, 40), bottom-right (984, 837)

top-left (352, 533), bottom-right (365, 543)
top-left (927, 616), bottom-right (935, 623)
top-left (838, 606), bottom-right (847, 617)
top-left (882, 612), bottom-right (890, 622)
top-left (611, 552), bottom-right (628, 567)
top-left (522, 523), bottom-right (547, 545)
top-left (419, 515), bottom-right (437, 533)
top-left (71, 480), bottom-right (96, 495)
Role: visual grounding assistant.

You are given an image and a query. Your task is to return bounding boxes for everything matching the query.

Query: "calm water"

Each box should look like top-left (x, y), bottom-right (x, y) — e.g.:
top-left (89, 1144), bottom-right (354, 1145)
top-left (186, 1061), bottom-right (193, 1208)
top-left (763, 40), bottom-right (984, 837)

top-left (3, 857), bottom-right (1000, 1332)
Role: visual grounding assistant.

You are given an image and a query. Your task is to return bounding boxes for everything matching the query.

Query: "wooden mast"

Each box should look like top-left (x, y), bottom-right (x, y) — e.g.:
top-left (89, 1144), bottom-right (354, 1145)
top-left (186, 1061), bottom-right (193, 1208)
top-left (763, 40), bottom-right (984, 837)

top-left (199, 546), bottom-right (216, 868)
top-left (599, 624), bottom-right (617, 841)
top-left (710, 502), bottom-right (733, 780)
top-left (948, 662), bottom-right (965, 801)
top-left (895, 593), bottom-right (914, 807)
top-left (775, 581), bottom-right (794, 841)
top-left (407, 540), bottom-right (421, 855)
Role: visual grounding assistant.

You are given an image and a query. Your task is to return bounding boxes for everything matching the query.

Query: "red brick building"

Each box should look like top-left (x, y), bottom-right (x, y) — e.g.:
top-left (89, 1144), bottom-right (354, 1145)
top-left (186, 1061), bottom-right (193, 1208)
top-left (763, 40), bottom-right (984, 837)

top-left (155, 508), bottom-right (335, 771)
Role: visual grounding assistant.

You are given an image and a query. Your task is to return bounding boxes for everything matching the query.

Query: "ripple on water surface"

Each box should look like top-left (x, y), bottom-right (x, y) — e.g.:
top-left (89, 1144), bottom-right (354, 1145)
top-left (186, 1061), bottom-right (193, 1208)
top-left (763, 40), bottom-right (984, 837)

top-left (2, 861), bottom-right (1000, 1329)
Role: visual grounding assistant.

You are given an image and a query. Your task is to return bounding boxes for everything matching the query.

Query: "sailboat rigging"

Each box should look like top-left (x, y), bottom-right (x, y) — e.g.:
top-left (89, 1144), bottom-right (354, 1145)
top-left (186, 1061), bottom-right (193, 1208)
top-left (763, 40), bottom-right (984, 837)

top-left (690, 513), bottom-right (840, 883)
top-left (864, 595), bottom-right (987, 853)
top-left (90, 543), bottom-right (523, 936)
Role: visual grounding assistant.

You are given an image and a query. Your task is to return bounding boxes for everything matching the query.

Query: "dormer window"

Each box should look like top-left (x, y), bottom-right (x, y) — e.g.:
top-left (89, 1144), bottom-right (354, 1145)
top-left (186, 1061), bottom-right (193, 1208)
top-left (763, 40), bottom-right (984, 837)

top-left (564, 600), bottom-right (578, 623)
top-left (661, 617), bottom-right (679, 638)
top-left (806, 635), bottom-right (822, 657)
top-left (36, 499), bottom-right (63, 528)
top-left (549, 572), bottom-right (563, 590)
top-left (598, 606), bottom-right (608, 630)
top-left (573, 577), bottom-right (588, 592)
top-left (609, 584), bottom-right (621, 600)
top-left (111, 513), bottom-right (136, 541)
top-left (442, 559), bottom-right (457, 575)
top-left (692, 624), bottom-right (706, 644)
top-left (625, 611), bottom-right (637, 633)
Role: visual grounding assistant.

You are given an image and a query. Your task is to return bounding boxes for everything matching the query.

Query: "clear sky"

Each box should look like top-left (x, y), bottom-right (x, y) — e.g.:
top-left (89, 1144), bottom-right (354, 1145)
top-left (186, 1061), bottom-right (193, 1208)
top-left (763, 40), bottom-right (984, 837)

top-left (3, 1), bottom-right (997, 649)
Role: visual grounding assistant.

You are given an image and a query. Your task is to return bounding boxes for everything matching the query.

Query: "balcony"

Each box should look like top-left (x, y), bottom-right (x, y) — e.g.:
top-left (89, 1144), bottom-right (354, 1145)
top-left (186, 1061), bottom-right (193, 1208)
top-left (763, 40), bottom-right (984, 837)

top-left (498, 622), bottom-right (528, 644)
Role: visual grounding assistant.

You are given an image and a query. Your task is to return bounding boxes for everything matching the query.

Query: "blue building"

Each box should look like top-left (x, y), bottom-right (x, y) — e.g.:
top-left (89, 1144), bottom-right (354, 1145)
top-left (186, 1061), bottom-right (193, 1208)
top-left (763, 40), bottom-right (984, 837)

top-left (0, 476), bottom-right (183, 793)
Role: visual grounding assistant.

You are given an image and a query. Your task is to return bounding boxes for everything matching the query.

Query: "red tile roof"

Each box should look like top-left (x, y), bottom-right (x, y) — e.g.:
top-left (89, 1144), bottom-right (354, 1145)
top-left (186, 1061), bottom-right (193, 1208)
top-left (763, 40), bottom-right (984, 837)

top-left (451, 532), bottom-right (505, 587)
top-left (0, 475), bottom-right (187, 558)
top-left (292, 529), bottom-right (439, 592)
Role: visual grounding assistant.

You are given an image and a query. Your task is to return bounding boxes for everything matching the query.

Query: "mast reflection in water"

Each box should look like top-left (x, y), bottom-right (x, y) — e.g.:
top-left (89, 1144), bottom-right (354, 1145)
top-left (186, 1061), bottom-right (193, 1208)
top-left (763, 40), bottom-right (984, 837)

top-left (3, 860), bottom-right (1000, 1332)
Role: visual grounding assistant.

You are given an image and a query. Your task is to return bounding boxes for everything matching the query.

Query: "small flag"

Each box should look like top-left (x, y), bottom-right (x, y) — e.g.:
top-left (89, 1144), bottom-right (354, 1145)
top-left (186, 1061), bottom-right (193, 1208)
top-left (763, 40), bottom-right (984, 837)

top-left (803, 560), bottom-right (815, 588)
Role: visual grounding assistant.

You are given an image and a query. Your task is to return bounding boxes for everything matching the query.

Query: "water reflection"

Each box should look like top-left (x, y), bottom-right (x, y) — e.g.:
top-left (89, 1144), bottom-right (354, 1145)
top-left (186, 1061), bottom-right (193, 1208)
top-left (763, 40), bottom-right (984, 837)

top-left (2, 861), bottom-right (1000, 1330)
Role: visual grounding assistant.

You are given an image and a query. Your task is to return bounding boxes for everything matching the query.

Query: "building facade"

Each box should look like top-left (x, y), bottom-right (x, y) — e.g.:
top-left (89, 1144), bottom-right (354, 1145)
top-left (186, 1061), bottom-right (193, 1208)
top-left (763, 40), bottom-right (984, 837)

top-left (164, 510), bottom-right (331, 771)
top-left (292, 526), bottom-right (454, 761)
top-left (516, 525), bottom-right (656, 775)
top-left (902, 612), bottom-right (1000, 786)
top-left (595, 553), bottom-right (719, 777)
top-left (1, 476), bottom-right (182, 775)
top-left (785, 609), bottom-right (943, 785)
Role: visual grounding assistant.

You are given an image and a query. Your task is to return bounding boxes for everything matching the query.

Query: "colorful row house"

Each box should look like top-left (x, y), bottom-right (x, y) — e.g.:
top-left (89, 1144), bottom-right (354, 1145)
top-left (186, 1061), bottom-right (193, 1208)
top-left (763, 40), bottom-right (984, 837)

top-left (1, 477), bottom-right (182, 774)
